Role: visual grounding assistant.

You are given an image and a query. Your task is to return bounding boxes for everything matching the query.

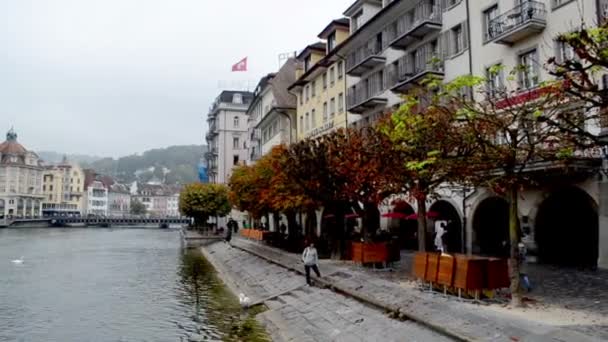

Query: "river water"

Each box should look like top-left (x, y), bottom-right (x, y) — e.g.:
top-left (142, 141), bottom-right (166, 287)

top-left (0, 228), bottom-right (265, 342)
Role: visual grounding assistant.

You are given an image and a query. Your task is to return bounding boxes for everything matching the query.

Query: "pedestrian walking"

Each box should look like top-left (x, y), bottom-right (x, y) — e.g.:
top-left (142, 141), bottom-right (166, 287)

top-left (302, 242), bottom-right (321, 286)
top-left (227, 218), bottom-right (237, 233)
top-left (225, 225), bottom-right (232, 243)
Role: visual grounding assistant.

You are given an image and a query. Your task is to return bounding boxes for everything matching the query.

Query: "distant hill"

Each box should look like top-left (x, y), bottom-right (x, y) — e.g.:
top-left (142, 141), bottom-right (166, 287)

top-left (83, 145), bottom-right (206, 185)
top-left (38, 151), bottom-right (103, 165)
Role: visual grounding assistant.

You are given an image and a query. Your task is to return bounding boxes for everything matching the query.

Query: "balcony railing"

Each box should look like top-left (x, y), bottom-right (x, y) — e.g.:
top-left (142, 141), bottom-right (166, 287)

top-left (347, 70), bottom-right (388, 114)
top-left (388, 0), bottom-right (442, 49)
top-left (390, 44), bottom-right (444, 93)
top-left (346, 40), bottom-right (385, 76)
top-left (487, 1), bottom-right (546, 44)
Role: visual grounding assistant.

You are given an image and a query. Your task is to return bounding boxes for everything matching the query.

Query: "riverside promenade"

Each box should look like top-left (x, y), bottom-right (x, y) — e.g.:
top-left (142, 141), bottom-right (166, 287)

top-left (204, 237), bottom-right (606, 342)
top-left (201, 241), bottom-right (453, 342)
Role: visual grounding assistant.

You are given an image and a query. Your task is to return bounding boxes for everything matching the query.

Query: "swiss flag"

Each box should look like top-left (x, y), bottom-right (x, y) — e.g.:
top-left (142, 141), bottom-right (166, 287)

top-left (231, 57), bottom-right (247, 72)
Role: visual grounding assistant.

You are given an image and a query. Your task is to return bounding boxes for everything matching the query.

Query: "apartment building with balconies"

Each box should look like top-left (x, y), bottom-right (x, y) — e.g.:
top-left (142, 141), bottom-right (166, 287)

top-left (246, 58), bottom-right (297, 162)
top-left (338, 0), bottom-right (462, 127)
top-left (332, 0), bottom-right (608, 269)
top-left (204, 90), bottom-right (253, 184)
top-left (290, 19), bottom-right (352, 141)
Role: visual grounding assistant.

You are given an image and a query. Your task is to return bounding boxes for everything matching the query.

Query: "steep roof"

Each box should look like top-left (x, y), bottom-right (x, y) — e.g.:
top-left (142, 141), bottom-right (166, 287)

top-left (318, 18), bottom-right (350, 39)
top-left (217, 90), bottom-right (254, 105)
top-left (0, 128), bottom-right (28, 155)
top-left (0, 129), bottom-right (39, 166)
top-left (268, 58), bottom-right (297, 109)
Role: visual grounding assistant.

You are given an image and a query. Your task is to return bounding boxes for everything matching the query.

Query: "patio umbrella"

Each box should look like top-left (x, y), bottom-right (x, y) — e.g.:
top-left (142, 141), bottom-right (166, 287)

top-left (381, 212), bottom-right (410, 219)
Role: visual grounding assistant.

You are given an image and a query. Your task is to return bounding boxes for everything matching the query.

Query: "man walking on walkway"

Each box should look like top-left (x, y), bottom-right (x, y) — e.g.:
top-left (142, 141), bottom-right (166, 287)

top-left (302, 242), bottom-right (321, 286)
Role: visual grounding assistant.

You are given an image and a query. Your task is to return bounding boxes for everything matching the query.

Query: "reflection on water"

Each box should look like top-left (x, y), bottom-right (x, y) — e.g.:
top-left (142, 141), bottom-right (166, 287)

top-left (178, 249), bottom-right (269, 341)
top-left (0, 228), bottom-right (267, 342)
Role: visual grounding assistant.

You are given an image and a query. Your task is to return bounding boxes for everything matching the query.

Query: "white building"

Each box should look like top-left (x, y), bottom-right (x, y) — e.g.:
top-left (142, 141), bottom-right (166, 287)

top-left (0, 129), bottom-right (44, 220)
top-left (83, 180), bottom-right (108, 216)
top-left (205, 90), bottom-right (254, 184)
top-left (334, 0), bottom-right (608, 269)
top-left (247, 58), bottom-right (298, 163)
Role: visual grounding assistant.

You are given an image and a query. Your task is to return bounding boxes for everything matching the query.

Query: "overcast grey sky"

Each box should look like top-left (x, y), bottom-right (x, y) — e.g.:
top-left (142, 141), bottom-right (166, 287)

top-left (0, 0), bottom-right (352, 157)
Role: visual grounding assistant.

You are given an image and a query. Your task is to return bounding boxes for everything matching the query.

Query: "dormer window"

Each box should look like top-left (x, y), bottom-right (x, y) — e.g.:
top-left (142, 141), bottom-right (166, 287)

top-left (304, 55), bottom-right (312, 72)
top-left (352, 10), bottom-right (364, 31)
top-left (232, 93), bottom-right (243, 104)
top-left (328, 32), bottom-right (337, 52)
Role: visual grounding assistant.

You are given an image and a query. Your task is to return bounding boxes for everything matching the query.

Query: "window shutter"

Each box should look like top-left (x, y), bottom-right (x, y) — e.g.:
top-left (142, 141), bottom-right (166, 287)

top-left (462, 20), bottom-right (469, 51)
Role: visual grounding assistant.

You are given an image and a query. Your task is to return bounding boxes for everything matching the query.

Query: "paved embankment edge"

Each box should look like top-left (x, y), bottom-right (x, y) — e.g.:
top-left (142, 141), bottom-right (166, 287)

top-left (229, 241), bottom-right (472, 342)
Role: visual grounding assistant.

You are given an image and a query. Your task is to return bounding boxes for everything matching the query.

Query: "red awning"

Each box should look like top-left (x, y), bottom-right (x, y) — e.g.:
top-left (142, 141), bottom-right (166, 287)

top-left (405, 211), bottom-right (441, 220)
top-left (381, 212), bottom-right (410, 219)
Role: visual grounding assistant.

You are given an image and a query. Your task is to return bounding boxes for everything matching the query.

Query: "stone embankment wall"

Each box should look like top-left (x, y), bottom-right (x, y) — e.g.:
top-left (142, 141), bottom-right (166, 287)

top-left (201, 241), bottom-right (451, 342)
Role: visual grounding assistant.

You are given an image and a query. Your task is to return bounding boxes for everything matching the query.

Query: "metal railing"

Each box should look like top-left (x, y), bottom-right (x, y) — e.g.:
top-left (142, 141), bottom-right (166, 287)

top-left (346, 40), bottom-right (383, 71)
top-left (394, 44), bottom-right (443, 84)
top-left (487, 1), bottom-right (546, 41)
top-left (386, 0), bottom-right (442, 43)
top-left (347, 70), bottom-right (385, 109)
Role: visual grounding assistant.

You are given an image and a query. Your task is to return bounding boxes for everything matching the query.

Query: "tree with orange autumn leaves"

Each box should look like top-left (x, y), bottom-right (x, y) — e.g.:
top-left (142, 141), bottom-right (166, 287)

top-left (229, 145), bottom-right (315, 232)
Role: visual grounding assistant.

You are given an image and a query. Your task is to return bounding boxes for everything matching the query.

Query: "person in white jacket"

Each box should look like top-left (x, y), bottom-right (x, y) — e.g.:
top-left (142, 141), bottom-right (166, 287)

top-left (302, 242), bottom-right (321, 286)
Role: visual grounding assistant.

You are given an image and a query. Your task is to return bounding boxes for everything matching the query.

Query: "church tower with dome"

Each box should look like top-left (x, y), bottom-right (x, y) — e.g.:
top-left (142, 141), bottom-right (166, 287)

top-left (0, 128), bottom-right (44, 220)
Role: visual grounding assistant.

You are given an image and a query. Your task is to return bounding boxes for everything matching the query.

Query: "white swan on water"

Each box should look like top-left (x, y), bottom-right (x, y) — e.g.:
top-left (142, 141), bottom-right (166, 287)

top-left (11, 256), bottom-right (24, 264)
top-left (239, 293), bottom-right (251, 308)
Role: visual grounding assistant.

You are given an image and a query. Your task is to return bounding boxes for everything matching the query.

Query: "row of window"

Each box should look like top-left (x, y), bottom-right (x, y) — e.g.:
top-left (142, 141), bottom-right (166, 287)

top-left (300, 61), bottom-right (345, 104)
top-left (485, 39), bottom-right (575, 94)
top-left (299, 93), bottom-right (345, 133)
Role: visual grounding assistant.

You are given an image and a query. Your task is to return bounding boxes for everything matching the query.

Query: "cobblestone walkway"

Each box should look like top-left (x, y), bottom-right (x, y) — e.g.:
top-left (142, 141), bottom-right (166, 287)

top-left (231, 237), bottom-right (605, 342)
top-left (202, 242), bottom-right (453, 342)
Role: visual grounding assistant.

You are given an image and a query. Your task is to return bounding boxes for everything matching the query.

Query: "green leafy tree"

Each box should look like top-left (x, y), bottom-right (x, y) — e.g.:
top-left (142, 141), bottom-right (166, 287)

top-left (130, 198), bottom-right (147, 216)
top-left (179, 183), bottom-right (231, 227)
top-left (437, 68), bottom-right (582, 306)
top-left (381, 84), bottom-right (476, 252)
top-left (547, 21), bottom-right (608, 145)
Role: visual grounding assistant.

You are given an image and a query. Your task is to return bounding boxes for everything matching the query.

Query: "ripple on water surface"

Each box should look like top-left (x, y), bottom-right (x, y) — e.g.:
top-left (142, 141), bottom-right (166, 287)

top-left (0, 228), bottom-right (265, 342)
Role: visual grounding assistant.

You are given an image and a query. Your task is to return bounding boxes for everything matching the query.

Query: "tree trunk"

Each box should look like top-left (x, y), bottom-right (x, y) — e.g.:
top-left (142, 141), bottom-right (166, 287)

top-left (362, 202), bottom-right (380, 240)
top-left (416, 195), bottom-right (427, 252)
top-left (508, 185), bottom-right (523, 307)
top-left (286, 211), bottom-right (297, 235)
top-left (272, 212), bottom-right (280, 232)
top-left (331, 202), bottom-right (347, 260)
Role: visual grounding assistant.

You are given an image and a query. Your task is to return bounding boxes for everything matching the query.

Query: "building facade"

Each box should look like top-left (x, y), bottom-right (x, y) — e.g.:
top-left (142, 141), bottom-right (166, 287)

top-left (108, 183), bottom-right (131, 217)
top-left (82, 169), bottom-right (110, 216)
top-left (205, 90), bottom-right (253, 184)
top-left (0, 129), bottom-right (44, 220)
top-left (247, 58), bottom-right (298, 162)
top-left (133, 183), bottom-right (181, 217)
top-left (83, 180), bottom-right (108, 216)
top-left (41, 159), bottom-right (85, 216)
top-left (290, 19), bottom-right (352, 141)
top-left (332, 0), bottom-right (606, 268)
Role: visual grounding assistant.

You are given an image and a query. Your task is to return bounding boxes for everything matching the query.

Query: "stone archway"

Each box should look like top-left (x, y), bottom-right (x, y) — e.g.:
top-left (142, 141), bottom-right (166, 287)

top-left (472, 197), bottom-right (510, 257)
top-left (429, 200), bottom-right (463, 253)
top-left (390, 200), bottom-right (417, 250)
top-left (535, 187), bottom-right (598, 268)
